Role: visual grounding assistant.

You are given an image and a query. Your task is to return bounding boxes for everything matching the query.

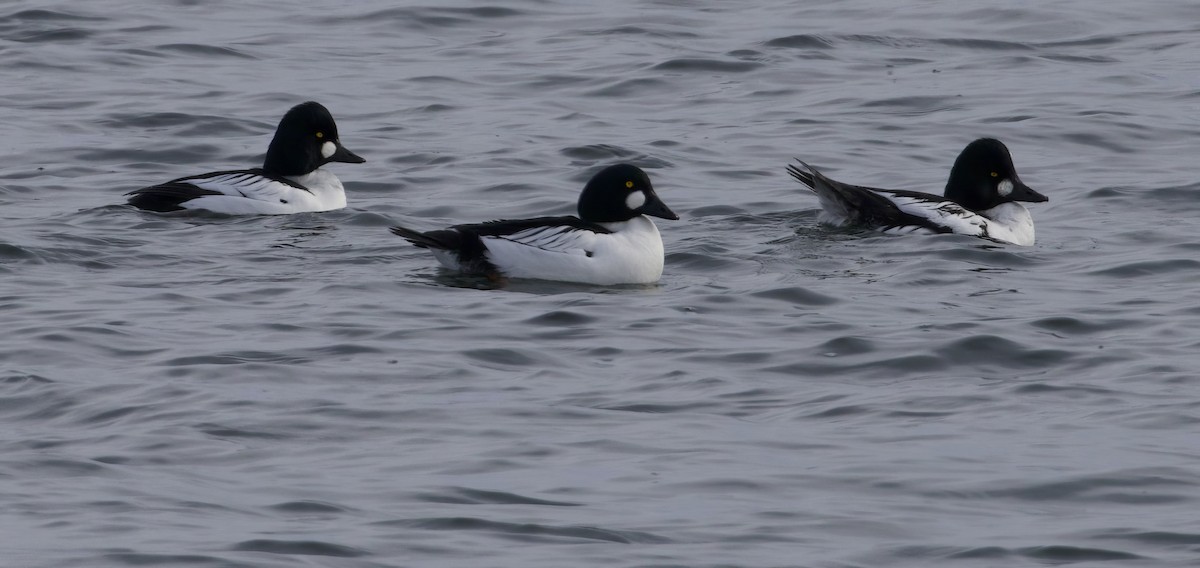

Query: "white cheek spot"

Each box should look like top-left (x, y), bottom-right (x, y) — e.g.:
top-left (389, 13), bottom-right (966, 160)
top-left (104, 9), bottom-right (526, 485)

top-left (998, 179), bottom-right (1013, 196)
top-left (625, 190), bottom-right (646, 210)
top-left (321, 141), bottom-right (336, 159)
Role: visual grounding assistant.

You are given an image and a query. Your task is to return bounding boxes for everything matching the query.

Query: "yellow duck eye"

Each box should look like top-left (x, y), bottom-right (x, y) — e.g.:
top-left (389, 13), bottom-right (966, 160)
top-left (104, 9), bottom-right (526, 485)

top-left (625, 181), bottom-right (634, 188)
top-left (315, 131), bottom-right (325, 139)
top-left (990, 171), bottom-right (998, 177)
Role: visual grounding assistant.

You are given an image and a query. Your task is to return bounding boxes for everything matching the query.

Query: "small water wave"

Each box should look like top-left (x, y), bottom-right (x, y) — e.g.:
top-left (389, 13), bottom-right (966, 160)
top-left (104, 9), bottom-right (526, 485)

top-left (583, 77), bottom-right (673, 98)
top-left (1091, 529), bottom-right (1200, 546)
top-left (763, 34), bottom-right (836, 49)
top-left (103, 552), bottom-right (255, 568)
top-left (155, 43), bottom-right (255, 59)
top-left (4, 28), bottom-right (94, 43)
top-left (97, 112), bottom-right (262, 135)
top-left (587, 25), bottom-right (702, 40)
top-left (267, 500), bottom-right (352, 514)
top-left (1087, 258), bottom-right (1200, 278)
top-left (75, 144), bottom-right (233, 167)
top-left (413, 487), bottom-right (581, 507)
top-left (653, 58), bottom-right (765, 73)
top-left (382, 517), bottom-right (671, 544)
top-left (230, 539), bottom-right (366, 558)
top-left (0, 9), bottom-right (104, 24)
top-left (882, 544), bottom-right (1145, 563)
top-left (960, 468), bottom-right (1199, 504)
top-left (321, 6), bottom-right (525, 30)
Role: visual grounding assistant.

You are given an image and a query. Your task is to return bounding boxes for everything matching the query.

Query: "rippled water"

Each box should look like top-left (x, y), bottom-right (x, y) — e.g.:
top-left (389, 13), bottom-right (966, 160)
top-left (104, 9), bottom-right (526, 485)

top-left (5, 1), bottom-right (1200, 566)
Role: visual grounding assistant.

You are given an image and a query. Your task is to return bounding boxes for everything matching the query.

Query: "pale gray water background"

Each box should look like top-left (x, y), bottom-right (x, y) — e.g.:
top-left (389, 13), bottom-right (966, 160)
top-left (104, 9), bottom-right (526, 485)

top-left (3, 0), bottom-right (1200, 566)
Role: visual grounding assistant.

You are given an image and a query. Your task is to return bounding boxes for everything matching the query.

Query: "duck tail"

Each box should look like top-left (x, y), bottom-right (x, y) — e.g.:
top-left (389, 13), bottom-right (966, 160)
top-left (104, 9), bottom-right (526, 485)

top-left (788, 159), bottom-right (861, 222)
top-left (786, 160), bottom-right (816, 189)
top-left (390, 225), bottom-right (444, 249)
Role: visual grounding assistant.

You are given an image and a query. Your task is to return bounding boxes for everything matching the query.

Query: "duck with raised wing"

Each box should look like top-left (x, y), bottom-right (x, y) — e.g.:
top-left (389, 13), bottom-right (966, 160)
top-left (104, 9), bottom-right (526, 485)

top-left (787, 138), bottom-right (1047, 245)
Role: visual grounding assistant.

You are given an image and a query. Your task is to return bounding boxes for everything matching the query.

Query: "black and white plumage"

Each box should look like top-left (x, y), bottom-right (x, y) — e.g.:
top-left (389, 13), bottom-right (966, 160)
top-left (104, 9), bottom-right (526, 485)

top-left (788, 138), bottom-right (1048, 246)
top-left (390, 164), bottom-right (680, 285)
top-left (126, 101), bottom-right (365, 214)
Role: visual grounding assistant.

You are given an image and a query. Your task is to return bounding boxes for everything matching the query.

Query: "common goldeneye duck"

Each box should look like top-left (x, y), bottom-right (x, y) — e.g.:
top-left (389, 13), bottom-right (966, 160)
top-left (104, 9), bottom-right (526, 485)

top-left (390, 163), bottom-right (679, 285)
top-left (126, 101), bottom-right (365, 214)
top-left (787, 138), bottom-right (1048, 246)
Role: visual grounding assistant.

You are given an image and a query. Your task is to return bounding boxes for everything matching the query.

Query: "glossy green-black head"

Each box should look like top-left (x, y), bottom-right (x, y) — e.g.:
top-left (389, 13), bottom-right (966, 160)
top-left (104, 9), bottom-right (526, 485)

top-left (262, 101), bottom-right (364, 176)
top-left (944, 138), bottom-right (1046, 211)
top-left (577, 163), bottom-right (679, 223)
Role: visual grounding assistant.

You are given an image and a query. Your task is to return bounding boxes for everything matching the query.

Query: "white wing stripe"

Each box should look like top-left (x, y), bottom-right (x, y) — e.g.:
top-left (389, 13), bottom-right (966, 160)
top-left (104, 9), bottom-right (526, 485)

top-left (880, 193), bottom-right (988, 236)
top-left (486, 225), bottom-right (595, 254)
top-left (182, 173), bottom-right (301, 202)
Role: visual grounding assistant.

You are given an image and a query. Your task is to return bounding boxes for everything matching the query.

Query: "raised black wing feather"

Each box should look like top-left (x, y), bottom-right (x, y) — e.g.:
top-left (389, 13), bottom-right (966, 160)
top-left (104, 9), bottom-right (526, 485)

top-left (788, 160), bottom-right (952, 233)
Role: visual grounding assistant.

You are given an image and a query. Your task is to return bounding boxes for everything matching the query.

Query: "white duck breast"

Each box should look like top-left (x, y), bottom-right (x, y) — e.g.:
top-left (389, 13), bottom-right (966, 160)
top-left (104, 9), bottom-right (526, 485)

top-left (480, 216), bottom-right (665, 285)
top-left (975, 202), bottom-right (1036, 246)
top-left (177, 169), bottom-right (347, 215)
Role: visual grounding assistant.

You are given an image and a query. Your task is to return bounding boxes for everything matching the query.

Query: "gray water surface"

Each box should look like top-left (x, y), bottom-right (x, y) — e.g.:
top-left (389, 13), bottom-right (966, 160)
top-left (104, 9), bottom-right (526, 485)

top-left (4, 1), bottom-right (1200, 566)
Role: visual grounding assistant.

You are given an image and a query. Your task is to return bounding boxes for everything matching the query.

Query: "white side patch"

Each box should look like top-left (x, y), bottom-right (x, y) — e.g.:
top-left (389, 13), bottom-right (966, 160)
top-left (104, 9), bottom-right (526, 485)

top-left (625, 190), bottom-right (646, 211)
top-left (887, 194), bottom-right (987, 237)
top-left (321, 141), bottom-right (336, 159)
top-left (998, 179), bottom-right (1014, 197)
